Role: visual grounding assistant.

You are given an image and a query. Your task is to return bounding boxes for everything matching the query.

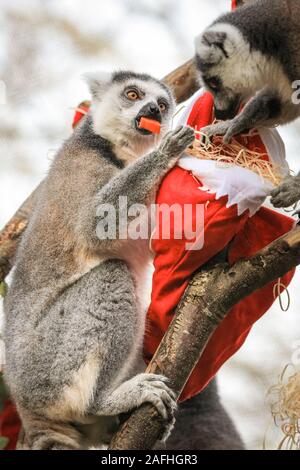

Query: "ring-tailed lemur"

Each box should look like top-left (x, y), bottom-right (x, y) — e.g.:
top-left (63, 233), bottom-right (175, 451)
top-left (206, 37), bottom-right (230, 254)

top-left (4, 70), bottom-right (195, 450)
top-left (194, 0), bottom-right (300, 209)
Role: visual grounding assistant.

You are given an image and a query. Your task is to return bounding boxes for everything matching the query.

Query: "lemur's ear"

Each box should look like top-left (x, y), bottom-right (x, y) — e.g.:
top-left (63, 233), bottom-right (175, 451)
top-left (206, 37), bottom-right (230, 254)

top-left (84, 71), bottom-right (112, 99)
top-left (202, 31), bottom-right (227, 51)
top-left (195, 30), bottom-right (229, 68)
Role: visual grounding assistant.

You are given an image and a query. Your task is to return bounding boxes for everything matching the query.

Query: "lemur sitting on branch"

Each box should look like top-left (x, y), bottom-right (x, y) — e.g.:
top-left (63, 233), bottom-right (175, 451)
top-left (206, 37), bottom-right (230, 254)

top-left (194, 0), bottom-right (300, 209)
top-left (4, 70), bottom-right (195, 450)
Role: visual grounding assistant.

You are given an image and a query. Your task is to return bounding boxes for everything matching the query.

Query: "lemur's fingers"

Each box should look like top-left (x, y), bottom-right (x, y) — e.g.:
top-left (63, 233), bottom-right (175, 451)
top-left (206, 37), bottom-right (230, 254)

top-left (223, 120), bottom-right (247, 144)
top-left (147, 389), bottom-right (177, 418)
top-left (159, 126), bottom-right (195, 157)
top-left (202, 118), bottom-right (249, 144)
top-left (142, 385), bottom-right (177, 420)
top-left (170, 125), bottom-right (194, 144)
top-left (201, 121), bottom-right (231, 139)
top-left (171, 125), bottom-right (185, 136)
top-left (138, 374), bottom-right (176, 397)
top-left (176, 126), bottom-right (195, 145)
top-left (271, 177), bottom-right (298, 195)
top-left (135, 373), bottom-right (177, 425)
top-left (173, 126), bottom-right (195, 153)
top-left (223, 127), bottom-right (238, 144)
top-left (271, 191), bottom-right (299, 208)
top-left (159, 126), bottom-right (184, 145)
top-left (145, 380), bottom-right (177, 400)
top-left (270, 186), bottom-right (281, 197)
top-left (271, 176), bottom-right (300, 208)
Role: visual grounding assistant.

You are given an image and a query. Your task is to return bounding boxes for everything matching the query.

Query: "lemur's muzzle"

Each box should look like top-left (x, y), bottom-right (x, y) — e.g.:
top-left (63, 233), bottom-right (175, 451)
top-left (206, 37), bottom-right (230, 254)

top-left (135, 102), bottom-right (161, 135)
top-left (214, 96), bottom-right (240, 120)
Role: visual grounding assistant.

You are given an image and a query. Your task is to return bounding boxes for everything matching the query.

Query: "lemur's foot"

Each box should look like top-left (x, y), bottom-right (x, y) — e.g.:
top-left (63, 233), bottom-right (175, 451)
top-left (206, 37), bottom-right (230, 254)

top-left (271, 175), bottom-right (300, 208)
top-left (159, 126), bottom-right (195, 159)
top-left (134, 373), bottom-right (177, 418)
top-left (202, 117), bottom-right (247, 144)
top-left (132, 373), bottom-right (177, 442)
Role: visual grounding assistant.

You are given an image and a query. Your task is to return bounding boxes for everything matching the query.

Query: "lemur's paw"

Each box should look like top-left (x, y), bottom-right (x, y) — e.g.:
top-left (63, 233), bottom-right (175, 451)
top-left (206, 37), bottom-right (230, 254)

top-left (271, 175), bottom-right (300, 208)
top-left (134, 373), bottom-right (177, 429)
top-left (202, 118), bottom-right (246, 144)
top-left (159, 126), bottom-right (195, 159)
top-left (201, 121), bottom-right (232, 140)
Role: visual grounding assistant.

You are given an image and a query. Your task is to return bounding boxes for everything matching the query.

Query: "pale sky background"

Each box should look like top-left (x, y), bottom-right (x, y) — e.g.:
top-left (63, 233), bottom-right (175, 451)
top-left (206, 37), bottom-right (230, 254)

top-left (0, 0), bottom-right (300, 450)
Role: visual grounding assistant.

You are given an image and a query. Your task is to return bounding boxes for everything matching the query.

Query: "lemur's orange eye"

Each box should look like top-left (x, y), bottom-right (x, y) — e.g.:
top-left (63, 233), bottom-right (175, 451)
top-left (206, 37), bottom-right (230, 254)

top-left (159, 102), bottom-right (166, 112)
top-left (127, 90), bottom-right (139, 100)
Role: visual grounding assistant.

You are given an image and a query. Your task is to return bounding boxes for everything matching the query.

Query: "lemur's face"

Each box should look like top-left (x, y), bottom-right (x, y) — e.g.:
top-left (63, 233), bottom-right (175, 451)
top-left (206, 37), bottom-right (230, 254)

top-left (195, 24), bottom-right (258, 120)
top-left (86, 71), bottom-right (175, 157)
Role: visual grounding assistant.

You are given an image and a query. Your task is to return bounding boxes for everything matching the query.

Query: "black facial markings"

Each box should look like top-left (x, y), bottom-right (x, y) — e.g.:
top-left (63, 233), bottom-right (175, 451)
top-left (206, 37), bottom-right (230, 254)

top-left (217, 42), bottom-right (229, 59)
top-left (77, 117), bottom-right (125, 169)
top-left (202, 31), bottom-right (229, 58)
top-left (195, 54), bottom-right (212, 72)
top-left (204, 75), bottom-right (223, 93)
top-left (157, 96), bottom-right (169, 111)
top-left (266, 95), bottom-right (282, 120)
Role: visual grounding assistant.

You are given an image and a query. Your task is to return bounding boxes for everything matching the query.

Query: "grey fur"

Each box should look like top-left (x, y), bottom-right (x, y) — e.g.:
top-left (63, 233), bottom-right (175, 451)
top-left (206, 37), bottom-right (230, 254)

top-left (4, 70), bottom-right (195, 449)
top-left (194, 0), bottom-right (300, 208)
top-left (271, 173), bottom-right (300, 209)
top-left (195, 0), bottom-right (300, 133)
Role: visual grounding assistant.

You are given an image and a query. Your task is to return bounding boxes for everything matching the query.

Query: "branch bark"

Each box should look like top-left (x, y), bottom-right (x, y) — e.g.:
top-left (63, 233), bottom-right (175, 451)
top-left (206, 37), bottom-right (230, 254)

top-left (0, 182), bottom-right (42, 282)
top-left (110, 228), bottom-right (300, 450)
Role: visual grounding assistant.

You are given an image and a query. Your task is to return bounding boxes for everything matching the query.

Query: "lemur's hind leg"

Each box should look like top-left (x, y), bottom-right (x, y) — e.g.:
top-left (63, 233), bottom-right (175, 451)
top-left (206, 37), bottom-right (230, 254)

top-left (64, 259), bottom-right (177, 431)
top-left (16, 260), bottom-right (176, 449)
top-left (59, 260), bottom-right (176, 445)
top-left (17, 412), bottom-right (84, 450)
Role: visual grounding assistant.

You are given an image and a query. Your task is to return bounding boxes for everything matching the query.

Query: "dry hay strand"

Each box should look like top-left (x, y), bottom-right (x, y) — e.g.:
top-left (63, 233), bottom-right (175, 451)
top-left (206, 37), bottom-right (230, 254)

top-left (267, 366), bottom-right (300, 450)
top-left (186, 127), bottom-right (284, 186)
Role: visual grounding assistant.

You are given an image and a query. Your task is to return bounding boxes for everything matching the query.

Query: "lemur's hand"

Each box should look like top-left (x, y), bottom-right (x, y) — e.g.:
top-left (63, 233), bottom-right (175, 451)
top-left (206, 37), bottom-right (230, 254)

top-left (271, 174), bottom-right (300, 208)
top-left (201, 118), bottom-right (246, 144)
top-left (159, 126), bottom-right (195, 159)
top-left (119, 373), bottom-right (177, 443)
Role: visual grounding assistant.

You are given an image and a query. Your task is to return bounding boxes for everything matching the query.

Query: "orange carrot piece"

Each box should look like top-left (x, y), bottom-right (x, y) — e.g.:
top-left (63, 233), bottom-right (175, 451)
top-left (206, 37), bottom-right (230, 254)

top-left (138, 117), bottom-right (161, 134)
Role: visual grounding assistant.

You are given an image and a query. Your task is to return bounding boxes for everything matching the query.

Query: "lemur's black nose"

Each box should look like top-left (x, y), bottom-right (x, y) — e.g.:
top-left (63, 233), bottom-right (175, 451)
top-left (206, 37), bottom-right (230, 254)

top-left (148, 103), bottom-right (160, 116)
top-left (139, 102), bottom-right (161, 121)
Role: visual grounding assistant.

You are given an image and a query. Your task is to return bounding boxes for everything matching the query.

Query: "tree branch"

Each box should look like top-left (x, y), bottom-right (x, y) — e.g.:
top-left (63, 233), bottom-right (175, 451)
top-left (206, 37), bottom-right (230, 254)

top-left (0, 182), bottom-right (42, 282)
top-left (110, 228), bottom-right (300, 450)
